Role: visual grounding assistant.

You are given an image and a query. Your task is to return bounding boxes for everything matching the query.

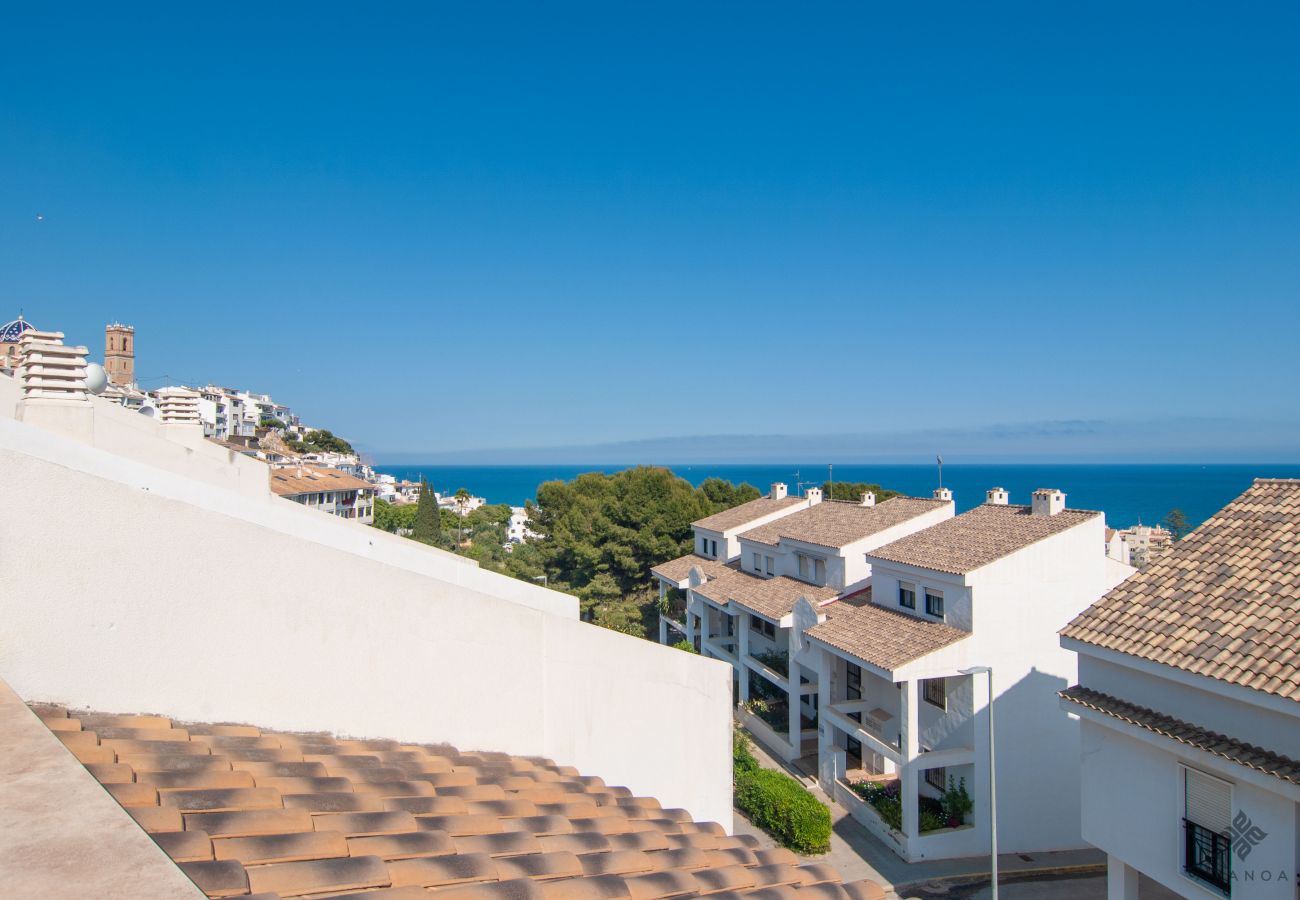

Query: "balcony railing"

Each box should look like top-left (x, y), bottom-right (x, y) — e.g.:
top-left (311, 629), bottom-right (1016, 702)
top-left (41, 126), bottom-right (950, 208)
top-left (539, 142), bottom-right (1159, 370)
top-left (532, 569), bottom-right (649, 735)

top-left (1183, 819), bottom-right (1231, 895)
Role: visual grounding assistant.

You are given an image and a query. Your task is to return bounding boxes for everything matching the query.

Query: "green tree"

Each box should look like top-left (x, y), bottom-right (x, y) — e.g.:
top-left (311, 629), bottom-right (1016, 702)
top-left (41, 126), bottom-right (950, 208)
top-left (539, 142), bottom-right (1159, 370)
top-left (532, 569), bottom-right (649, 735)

top-left (292, 429), bottom-right (354, 454)
top-left (820, 481), bottom-right (899, 503)
top-left (371, 497), bottom-right (417, 534)
top-left (411, 477), bottom-right (443, 546)
top-left (1163, 507), bottom-right (1191, 540)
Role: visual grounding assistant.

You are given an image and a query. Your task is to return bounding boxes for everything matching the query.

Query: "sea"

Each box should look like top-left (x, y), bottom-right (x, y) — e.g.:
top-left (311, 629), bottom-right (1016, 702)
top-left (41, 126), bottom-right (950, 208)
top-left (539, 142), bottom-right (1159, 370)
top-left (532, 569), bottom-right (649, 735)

top-left (373, 463), bottom-right (1300, 531)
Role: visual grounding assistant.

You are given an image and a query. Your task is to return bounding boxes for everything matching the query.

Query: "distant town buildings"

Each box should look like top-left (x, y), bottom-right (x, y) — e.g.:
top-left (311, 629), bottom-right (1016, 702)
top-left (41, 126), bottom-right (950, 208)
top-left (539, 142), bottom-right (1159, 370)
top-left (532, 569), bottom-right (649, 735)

top-left (0, 315), bottom-right (36, 369)
top-left (507, 506), bottom-right (538, 545)
top-left (269, 465), bottom-right (376, 524)
top-left (1105, 523), bottom-right (1173, 569)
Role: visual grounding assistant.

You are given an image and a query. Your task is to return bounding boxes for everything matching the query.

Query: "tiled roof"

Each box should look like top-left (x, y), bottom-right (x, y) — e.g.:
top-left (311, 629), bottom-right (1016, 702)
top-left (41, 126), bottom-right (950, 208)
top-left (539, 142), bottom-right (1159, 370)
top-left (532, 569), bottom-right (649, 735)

top-left (1059, 686), bottom-right (1300, 785)
top-left (693, 495), bottom-right (806, 534)
top-left (649, 554), bottom-right (739, 586)
top-left (694, 571), bottom-right (839, 622)
top-left (869, 504), bottom-right (1100, 575)
top-left (29, 704), bottom-right (885, 900)
top-left (1062, 478), bottom-right (1300, 702)
top-left (739, 498), bottom-right (947, 550)
top-left (270, 467), bottom-right (374, 497)
top-left (805, 604), bottom-right (970, 674)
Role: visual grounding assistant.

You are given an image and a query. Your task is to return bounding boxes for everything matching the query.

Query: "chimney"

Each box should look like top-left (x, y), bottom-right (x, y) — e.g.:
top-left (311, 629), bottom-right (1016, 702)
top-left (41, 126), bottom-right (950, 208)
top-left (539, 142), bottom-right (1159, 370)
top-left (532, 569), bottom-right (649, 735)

top-left (860, 491), bottom-right (875, 507)
top-left (933, 487), bottom-right (953, 502)
top-left (770, 482), bottom-right (788, 500)
top-left (1031, 488), bottom-right (1066, 517)
top-left (986, 487), bottom-right (1009, 505)
top-left (806, 487), bottom-right (824, 506)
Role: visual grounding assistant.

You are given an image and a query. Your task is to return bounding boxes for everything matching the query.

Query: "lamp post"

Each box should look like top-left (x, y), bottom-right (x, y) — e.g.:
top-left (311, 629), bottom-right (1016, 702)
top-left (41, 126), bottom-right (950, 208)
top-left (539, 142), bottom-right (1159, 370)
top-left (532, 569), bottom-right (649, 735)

top-left (960, 665), bottom-right (997, 900)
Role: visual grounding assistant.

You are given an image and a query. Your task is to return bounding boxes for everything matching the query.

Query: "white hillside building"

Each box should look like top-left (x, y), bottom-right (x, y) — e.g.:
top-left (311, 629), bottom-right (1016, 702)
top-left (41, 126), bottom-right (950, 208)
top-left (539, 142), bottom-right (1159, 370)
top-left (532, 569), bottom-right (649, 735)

top-left (650, 483), bottom-right (811, 642)
top-left (804, 488), bottom-right (1135, 862)
top-left (685, 490), bottom-right (955, 764)
top-left (1061, 478), bottom-right (1300, 900)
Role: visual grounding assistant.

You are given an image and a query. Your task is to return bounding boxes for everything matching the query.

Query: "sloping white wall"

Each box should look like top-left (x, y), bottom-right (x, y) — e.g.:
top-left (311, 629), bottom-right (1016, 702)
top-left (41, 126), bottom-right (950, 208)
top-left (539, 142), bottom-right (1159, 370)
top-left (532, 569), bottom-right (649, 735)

top-left (0, 415), bottom-right (734, 827)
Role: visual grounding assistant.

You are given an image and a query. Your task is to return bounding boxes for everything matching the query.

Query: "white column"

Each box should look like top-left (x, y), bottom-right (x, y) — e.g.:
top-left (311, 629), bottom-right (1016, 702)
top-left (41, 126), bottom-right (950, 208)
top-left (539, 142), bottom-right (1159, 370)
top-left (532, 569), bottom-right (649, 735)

top-left (658, 614), bottom-right (668, 645)
top-left (900, 679), bottom-right (920, 841)
top-left (786, 627), bottom-right (801, 757)
top-left (737, 615), bottom-right (750, 704)
top-left (1106, 855), bottom-right (1139, 900)
top-left (685, 594), bottom-right (698, 648)
top-left (816, 649), bottom-right (832, 789)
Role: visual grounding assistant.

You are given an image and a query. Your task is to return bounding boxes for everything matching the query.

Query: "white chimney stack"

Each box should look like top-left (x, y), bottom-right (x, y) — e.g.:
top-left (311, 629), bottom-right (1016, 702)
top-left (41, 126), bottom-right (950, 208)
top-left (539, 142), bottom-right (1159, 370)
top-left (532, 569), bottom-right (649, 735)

top-left (933, 487), bottom-right (953, 502)
top-left (770, 482), bottom-right (788, 500)
top-left (860, 491), bottom-right (876, 507)
top-left (1031, 488), bottom-right (1066, 517)
top-left (986, 487), bottom-right (1009, 505)
top-left (806, 487), bottom-right (824, 506)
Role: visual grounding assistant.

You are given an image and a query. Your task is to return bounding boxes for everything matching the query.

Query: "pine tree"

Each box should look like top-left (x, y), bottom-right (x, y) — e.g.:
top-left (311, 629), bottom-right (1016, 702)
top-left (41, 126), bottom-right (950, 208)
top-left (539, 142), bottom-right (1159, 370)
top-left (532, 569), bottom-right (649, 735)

top-left (412, 477), bottom-right (442, 546)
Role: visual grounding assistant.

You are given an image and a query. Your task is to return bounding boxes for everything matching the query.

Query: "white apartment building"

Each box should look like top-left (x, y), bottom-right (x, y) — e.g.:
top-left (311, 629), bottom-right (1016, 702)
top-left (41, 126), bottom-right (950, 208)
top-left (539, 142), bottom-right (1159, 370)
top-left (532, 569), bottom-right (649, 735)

top-left (507, 506), bottom-right (538, 544)
top-left (804, 488), bottom-right (1135, 861)
top-left (650, 484), bottom-right (813, 642)
top-left (196, 384), bottom-right (301, 441)
top-left (684, 489), bottom-right (955, 764)
top-left (269, 465), bottom-right (376, 524)
top-left (1061, 478), bottom-right (1299, 900)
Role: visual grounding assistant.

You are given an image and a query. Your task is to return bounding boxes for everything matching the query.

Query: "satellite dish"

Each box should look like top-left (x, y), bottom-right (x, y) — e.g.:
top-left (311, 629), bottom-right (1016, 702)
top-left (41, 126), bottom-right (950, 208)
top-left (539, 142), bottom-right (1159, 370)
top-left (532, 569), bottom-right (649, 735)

top-left (85, 363), bottom-right (108, 395)
top-left (138, 405), bottom-right (156, 417)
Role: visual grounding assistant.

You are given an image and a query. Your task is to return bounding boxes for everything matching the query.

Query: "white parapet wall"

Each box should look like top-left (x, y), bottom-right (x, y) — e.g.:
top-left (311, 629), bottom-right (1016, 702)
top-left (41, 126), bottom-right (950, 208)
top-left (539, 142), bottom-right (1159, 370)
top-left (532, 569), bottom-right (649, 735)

top-left (0, 403), bottom-right (735, 827)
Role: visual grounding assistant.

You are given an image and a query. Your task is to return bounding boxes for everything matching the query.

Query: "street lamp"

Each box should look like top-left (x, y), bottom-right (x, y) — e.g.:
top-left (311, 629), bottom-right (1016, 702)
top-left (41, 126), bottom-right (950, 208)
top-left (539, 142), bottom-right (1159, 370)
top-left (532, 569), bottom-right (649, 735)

top-left (532, 574), bottom-right (548, 587)
top-left (960, 665), bottom-right (997, 900)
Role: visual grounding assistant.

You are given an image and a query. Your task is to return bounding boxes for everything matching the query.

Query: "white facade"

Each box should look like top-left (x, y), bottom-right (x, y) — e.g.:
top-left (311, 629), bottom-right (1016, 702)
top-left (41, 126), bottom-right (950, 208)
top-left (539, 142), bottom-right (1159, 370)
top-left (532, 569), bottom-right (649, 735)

top-left (805, 493), bottom-right (1136, 861)
top-left (685, 492), bottom-right (956, 766)
top-left (1063, 651), bottom-right (1300, 900)
top-left (507, 506), bottom-right (537, 544)
top-left (0, 366), bottom-right (735, 828)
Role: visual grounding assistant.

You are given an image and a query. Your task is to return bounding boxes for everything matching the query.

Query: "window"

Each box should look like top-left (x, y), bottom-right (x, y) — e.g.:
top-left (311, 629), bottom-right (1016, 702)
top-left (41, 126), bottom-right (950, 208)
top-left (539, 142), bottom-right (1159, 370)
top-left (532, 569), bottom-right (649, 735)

top-left (700, 537), bottom-right (708, 556)
top-left (899, 583), bottom-right (916, 609)
top-left (1183, 768), bottom-right (1231, 894)
top-left (752, 552), bottom-right (762, 572)
top-left (749, 615), bottom-right (775, 640)
top-left (797, 554), bottom-right (826, 585)
top-left (925, 590), bottom-right (945, 619)
top-left (765, 556), bottom-right (775, 576)
top-left (922, 678), bottom-right (946, 710)
top-left (710, 539), bottom-right (717, 558)
top-left (845, 663), bottom-right (862, 700)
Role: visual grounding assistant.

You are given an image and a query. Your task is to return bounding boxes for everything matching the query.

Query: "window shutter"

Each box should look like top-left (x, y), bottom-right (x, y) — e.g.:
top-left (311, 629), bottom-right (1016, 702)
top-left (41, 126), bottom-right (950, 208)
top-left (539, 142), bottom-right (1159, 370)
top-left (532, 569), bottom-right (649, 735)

top-left (1185, 768), bottom-right (1231, 834)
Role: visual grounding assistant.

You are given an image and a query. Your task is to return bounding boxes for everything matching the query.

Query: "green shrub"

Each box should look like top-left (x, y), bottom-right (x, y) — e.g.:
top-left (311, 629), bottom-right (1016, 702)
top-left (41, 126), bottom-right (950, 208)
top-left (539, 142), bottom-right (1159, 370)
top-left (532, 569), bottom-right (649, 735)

top-left (671, 639), bottom-right (698, 654)
top-left (942, 776), bottom-right (973, 825)
top-left (734, 767), bottom-right (831, 854)
top-left (733, 727), bottom-right (759, 776)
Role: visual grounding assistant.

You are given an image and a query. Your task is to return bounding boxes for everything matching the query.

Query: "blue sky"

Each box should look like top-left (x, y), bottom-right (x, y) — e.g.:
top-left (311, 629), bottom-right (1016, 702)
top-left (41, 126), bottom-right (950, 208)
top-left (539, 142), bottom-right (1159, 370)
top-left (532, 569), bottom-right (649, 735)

top-left (2, 3), bottom-right (1297, 462)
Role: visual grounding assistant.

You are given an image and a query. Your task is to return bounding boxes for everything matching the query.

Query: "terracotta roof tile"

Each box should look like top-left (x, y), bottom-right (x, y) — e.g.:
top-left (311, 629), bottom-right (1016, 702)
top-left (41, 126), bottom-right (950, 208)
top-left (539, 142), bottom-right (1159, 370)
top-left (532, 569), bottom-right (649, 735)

top-left (694, 571), bottom-right (838, 620)
top-left (806, 603), bottom-right (970, 673)
top-left (28, 707), bottom-right (884, 900)
top-left (869, 503), bottom-right (1100, 575)
top-left (649, 554), bottom-right (739, 585)
top-left (269, 466), bottom-right (373, 497)
top-left (1062, 478), bottom-right (1300, 701)
top-left (739, 497), bottom-right (948, 550)
top-left (1059, 685), bottom-right (1300, 784)
top-left (693, 495), bottom-right (807, 533)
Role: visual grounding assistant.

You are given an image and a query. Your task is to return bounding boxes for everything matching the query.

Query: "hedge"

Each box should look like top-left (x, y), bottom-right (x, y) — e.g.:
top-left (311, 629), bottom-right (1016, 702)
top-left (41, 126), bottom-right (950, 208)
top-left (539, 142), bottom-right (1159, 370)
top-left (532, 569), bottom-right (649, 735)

top-left (733, 731), bottom-right (831, 854)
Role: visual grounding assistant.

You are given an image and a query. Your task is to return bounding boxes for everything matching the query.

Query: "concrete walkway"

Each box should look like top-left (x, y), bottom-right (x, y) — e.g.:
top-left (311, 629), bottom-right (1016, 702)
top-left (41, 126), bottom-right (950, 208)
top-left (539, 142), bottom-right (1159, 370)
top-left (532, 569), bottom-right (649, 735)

top-left (737, 727), bottom-right (1106, 899)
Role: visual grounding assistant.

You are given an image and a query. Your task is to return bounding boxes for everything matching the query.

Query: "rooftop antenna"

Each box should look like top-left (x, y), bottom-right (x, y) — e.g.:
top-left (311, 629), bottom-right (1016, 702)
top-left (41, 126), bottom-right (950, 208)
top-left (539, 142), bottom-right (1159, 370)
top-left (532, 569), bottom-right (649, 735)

top-left (828, 463), bottom-right (834, 501)
top-left (936, 454), bottom-right (944, 490)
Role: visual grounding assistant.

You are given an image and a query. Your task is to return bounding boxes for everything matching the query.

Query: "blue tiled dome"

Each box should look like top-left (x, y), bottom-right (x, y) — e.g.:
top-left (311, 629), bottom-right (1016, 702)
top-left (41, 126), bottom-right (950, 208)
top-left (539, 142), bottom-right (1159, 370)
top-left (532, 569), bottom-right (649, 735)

top-left (1, 316), bottom-right (35, 343)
